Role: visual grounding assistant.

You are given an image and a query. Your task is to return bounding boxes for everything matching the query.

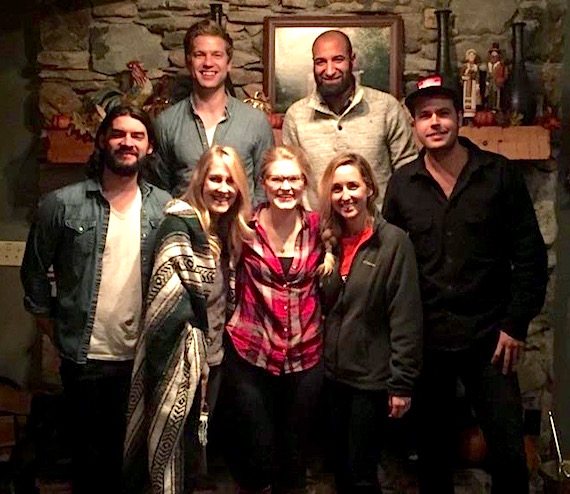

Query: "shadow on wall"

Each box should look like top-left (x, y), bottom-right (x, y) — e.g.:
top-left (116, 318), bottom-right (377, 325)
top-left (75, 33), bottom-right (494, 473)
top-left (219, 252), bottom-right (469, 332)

top-left (3, 128), bottom-right (42, 225)
top-left (0, 9), bottom-right (42, 223)
top-left (0, 10), bottom-right (42, 387)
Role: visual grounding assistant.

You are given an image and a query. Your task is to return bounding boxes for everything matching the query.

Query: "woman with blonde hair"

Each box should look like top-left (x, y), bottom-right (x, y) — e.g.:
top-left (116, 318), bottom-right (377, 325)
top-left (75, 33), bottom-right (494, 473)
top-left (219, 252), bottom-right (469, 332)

top-left (318, 152), bottom-right (422, 493)
top-left (224, 145), bottom-right (323, 494)
top-left (124, 145), bottom-right (252, 494)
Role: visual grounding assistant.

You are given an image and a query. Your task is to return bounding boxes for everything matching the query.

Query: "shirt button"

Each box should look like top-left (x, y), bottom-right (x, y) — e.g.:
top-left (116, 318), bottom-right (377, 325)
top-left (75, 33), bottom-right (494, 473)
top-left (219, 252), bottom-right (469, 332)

top-left (284, 305), bottom-right (288, 310)
top-left (78, 226), bottom-right (84, 233)
top-left (445, 256), bottom-right (452, 263)
top-left (446, 231), bottom-right (452, 237)
top-left (143, 256), bottom-right (147, 262)
top-left (142, 233), bottom-right (147, 239)
top-left (282, 349), bottom-right (286, 355)
top-left (284, 327), bottom-right (288, 332)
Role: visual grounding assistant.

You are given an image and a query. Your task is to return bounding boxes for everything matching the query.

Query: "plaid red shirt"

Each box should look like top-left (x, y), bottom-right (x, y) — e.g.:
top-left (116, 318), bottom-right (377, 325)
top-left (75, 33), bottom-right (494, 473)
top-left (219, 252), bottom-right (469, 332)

top-left (226, 206), bottom-right (323, 375)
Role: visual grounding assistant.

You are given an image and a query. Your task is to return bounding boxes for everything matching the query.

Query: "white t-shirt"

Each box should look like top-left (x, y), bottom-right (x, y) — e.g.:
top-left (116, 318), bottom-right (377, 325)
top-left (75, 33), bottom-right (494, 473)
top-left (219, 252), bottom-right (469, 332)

top-left (88, 189), bottom-right (142, 361)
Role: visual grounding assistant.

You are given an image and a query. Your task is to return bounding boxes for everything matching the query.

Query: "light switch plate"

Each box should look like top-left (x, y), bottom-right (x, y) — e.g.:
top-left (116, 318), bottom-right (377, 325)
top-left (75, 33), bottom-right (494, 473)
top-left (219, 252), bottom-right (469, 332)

top-left (0, 241), bottom-right (26, 267)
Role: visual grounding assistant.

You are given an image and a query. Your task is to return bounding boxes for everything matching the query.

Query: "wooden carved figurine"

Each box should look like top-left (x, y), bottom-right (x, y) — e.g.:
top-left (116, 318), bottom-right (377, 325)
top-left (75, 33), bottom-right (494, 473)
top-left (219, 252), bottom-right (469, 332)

top-left (462, 49), bottom-right (480, 118)
top-left (487, 43), bottom-right (508, 111)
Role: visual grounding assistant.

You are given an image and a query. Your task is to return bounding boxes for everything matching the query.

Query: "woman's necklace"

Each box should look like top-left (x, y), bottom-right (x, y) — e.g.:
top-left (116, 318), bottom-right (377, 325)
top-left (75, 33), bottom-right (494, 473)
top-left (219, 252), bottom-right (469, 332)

top-left (261, 209), bottom-right (300, 256)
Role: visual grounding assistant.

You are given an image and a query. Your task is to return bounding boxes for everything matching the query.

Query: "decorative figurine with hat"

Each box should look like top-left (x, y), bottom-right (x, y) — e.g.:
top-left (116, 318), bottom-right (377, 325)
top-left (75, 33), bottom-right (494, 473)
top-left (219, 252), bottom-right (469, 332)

top-left (487, 42), bottom-right (508, 111)
top-left (462, 49), bottom-right (480, 119)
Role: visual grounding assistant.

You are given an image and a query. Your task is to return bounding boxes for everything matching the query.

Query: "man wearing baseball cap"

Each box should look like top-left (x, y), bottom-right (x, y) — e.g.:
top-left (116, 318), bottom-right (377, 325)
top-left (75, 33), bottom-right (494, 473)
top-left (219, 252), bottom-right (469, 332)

top-left (383, 75), bottom-right (547, 493)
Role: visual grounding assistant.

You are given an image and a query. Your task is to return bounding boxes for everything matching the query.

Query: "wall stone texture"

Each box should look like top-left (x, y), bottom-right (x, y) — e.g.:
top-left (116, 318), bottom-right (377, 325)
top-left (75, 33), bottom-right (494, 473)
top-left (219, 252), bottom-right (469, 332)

top-left (37, 0), bottom-right (564, 459)
top-left (37, 0), bottom-right (565, 105)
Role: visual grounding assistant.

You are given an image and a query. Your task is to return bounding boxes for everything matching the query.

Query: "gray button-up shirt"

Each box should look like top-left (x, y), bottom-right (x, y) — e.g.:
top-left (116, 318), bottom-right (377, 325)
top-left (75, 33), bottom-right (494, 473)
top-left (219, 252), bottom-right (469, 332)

top-left (153, 95), bottom-right (275, 202)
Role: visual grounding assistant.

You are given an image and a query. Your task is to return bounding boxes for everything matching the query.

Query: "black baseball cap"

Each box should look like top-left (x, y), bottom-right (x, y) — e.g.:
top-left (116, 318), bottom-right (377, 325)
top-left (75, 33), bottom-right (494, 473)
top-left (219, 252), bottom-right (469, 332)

top-left (405, 74), bottom-right (461, 114)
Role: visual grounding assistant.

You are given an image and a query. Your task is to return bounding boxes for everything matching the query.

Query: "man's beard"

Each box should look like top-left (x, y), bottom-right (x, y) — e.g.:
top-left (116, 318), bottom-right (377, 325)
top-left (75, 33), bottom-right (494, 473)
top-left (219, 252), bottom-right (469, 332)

top-left (103, 149), bottom-right (150, 177)
top-left (316, 71), bottom-right (354, 98)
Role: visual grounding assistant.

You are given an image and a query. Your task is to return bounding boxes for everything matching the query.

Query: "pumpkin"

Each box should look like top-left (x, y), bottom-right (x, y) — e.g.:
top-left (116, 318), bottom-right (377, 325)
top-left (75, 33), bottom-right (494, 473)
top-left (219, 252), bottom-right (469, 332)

top-left (51, 114), bottom-right (72, 129)
top-left (473, 110), bottom-right (497, 127)
top-left (458, 426), bottom-right (487, 464)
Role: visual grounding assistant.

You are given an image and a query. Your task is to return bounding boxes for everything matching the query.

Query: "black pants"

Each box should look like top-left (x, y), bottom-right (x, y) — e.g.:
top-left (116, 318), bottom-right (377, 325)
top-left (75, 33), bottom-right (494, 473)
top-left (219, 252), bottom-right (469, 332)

top-left (417, 344), bottom-right (528, 494)
top-left (59, 358), bottom-right (132, 494)
top-left (183, 382), bottom-right (203, 493)
top-left (326, 379), bottom-right (388, 494)
top-left (224, 342), bottom-right (323, 492)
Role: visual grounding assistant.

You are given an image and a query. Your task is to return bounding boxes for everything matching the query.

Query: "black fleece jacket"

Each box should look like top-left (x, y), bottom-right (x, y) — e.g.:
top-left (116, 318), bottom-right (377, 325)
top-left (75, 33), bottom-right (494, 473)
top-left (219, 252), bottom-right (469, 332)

top-left (320, 212), bottom-right (423, 397)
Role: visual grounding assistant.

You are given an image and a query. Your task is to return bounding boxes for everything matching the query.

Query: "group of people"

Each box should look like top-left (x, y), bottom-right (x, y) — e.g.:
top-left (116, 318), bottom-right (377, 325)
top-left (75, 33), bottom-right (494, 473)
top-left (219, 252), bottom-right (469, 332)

top-left (20, 17), bottom-right (548, 494)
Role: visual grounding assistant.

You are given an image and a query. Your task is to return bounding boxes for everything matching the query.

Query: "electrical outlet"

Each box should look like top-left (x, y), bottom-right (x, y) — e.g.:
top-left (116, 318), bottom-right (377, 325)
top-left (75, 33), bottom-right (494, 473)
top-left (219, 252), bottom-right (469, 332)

top-left (0, 241), bottom-right (26, 267)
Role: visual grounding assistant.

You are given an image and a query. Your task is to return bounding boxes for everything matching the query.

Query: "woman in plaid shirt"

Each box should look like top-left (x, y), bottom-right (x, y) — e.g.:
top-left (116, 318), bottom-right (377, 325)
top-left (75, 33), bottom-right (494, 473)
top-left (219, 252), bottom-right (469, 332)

top-left (224, 145), bottom-right (323, 494)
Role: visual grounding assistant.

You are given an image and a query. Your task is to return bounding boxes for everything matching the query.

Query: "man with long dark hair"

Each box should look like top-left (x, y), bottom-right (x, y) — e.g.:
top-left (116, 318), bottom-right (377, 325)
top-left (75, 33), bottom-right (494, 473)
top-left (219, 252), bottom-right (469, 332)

top-left (21, 105), bottom-right (170, 494)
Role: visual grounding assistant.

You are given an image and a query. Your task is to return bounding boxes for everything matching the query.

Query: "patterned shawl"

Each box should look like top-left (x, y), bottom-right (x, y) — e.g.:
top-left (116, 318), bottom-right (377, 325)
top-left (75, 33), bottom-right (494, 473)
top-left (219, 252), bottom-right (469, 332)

top-left (123, 199), bottom-right (215, 494)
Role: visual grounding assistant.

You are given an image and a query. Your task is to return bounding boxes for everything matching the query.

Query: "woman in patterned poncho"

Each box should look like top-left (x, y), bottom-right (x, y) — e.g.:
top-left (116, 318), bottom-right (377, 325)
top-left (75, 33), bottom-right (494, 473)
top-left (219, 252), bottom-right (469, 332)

top-left (123, 145), bottom-right (252, 494)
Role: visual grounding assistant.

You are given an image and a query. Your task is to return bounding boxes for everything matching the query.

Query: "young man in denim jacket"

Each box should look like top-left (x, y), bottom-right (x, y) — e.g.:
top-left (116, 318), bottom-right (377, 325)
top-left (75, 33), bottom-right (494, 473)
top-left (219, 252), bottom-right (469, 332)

top-left (21, 105), bottom-right (170, 494)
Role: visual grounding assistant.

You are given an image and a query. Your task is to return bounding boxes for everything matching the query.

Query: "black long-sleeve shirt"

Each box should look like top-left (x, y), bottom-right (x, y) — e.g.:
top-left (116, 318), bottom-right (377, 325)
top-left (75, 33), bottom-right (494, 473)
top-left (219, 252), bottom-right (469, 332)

top-left (382, 137), bottom-right (548, 351)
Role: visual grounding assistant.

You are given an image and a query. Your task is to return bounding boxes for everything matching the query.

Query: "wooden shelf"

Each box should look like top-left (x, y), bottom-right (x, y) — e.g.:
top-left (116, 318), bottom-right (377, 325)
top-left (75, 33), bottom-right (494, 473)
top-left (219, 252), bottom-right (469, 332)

top-left (45, 129), bottom-right (93, 164)
top-left (458, 126), bottom-right (550, 160)
top-left (44, 126), bottom-right (551, 168)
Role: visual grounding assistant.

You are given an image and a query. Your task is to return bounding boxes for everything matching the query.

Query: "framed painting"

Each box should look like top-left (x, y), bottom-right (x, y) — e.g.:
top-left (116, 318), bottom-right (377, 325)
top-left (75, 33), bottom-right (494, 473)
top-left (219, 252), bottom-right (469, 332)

top-left (263, 15), bottom-right (404, 114)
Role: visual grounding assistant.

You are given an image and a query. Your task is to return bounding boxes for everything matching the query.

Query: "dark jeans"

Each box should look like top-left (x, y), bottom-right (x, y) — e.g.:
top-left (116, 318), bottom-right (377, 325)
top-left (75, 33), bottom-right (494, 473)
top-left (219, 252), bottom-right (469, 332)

top-left (417, 343), bottom-right (528, 494)
top-left (224, 342), bottom-right (323, 492)
top-left (206, 362), bottom-right (223, 416)
top-left (326, 379), bottom-right (388, 494)
top-left (183, 382), bottom-right (203, 493)
top-left (183, 366), bottom-right (223, 490)
top-left (59, 358), bottom-right (132, 494)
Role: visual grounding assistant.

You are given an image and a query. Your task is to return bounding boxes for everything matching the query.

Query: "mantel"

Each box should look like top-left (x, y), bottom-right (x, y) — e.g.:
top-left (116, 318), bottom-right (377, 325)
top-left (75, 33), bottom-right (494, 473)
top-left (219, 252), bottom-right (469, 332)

top-left (44, 125), bottom-right (551, 166)
top-left (45, 129), bottom-right (93, 164)
top-left (457, 126), bottom-right (551, 160)
top-left (260, 126), bottom-right (552, 161)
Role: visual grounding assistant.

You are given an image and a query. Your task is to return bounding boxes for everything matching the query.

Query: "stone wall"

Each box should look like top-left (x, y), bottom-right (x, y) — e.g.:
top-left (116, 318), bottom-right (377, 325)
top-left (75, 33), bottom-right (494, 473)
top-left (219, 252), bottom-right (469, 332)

top-left (37, 0), bottom-right (565, 116)
top-left (36, 0), bottom-right (563, 457)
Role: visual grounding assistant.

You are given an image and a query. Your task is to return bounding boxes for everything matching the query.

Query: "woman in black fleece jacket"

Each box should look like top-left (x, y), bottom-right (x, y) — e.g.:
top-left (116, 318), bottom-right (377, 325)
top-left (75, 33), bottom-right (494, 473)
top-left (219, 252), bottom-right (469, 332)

top-left (318, 153), bottom-right (423, 494)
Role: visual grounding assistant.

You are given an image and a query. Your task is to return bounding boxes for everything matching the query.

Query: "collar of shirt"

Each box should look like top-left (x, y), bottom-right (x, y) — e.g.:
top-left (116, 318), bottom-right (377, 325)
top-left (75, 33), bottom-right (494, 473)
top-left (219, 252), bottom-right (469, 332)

top-left (307, 82), bottom-right (364, 118)
top-left (85, 177), bottom-right (153, 200)
top-left (250, 203), bottom-right (310, 231)
top-left (411, 137), bottom-right (496, 181)
top-left (189, 92), bottom-right (231, 121)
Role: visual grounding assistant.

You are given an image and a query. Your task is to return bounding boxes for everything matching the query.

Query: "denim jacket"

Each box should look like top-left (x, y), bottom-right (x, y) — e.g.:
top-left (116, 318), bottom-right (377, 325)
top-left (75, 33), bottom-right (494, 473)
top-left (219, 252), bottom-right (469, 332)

top-left (21, 178), bottom-right (171, 364)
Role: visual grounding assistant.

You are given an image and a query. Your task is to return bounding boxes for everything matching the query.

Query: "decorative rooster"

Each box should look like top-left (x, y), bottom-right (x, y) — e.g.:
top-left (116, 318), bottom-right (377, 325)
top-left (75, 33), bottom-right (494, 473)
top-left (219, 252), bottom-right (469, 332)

top-left (70, 60), bottom-right (154, 138)
top-left (124, 60), bottom-right (154, 108)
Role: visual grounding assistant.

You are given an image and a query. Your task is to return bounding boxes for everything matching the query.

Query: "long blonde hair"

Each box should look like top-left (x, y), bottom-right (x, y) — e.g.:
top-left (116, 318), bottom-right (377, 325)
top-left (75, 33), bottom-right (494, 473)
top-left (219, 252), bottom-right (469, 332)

top-left (181, 145), bottom-right (253, 264)
top-left (317, 153), bottom-right (379, 276)
top-left (259, 145), bottom-right (316, 201)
